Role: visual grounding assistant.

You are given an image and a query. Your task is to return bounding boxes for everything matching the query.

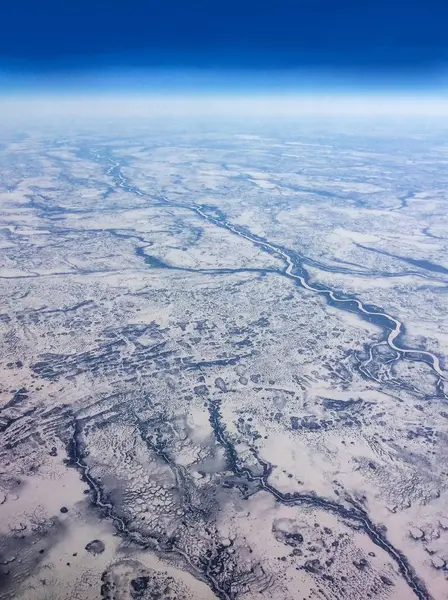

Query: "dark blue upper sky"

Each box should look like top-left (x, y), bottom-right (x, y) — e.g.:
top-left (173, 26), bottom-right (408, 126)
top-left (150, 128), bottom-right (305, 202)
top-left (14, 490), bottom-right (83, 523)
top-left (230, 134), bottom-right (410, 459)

top-left (1, 0), bottom-right (447, 88)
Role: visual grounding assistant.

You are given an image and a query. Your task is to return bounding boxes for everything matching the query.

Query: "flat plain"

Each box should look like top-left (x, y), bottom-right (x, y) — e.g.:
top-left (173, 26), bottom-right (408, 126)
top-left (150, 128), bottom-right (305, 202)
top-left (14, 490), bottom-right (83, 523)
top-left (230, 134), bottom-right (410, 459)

top-left (0, 118), bottom-right (447, 600)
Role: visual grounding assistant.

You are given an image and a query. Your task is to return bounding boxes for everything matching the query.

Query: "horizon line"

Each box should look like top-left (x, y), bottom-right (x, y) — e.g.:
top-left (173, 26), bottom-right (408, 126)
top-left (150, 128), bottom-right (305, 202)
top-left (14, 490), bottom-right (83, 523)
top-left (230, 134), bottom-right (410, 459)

top-left (1, 92), bottom-right (448, 119)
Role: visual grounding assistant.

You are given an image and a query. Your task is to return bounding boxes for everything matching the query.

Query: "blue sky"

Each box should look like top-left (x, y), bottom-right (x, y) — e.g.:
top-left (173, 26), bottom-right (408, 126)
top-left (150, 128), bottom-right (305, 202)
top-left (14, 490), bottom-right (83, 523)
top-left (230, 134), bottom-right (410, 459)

top-left (1, 0), bottom-right (447, 93)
